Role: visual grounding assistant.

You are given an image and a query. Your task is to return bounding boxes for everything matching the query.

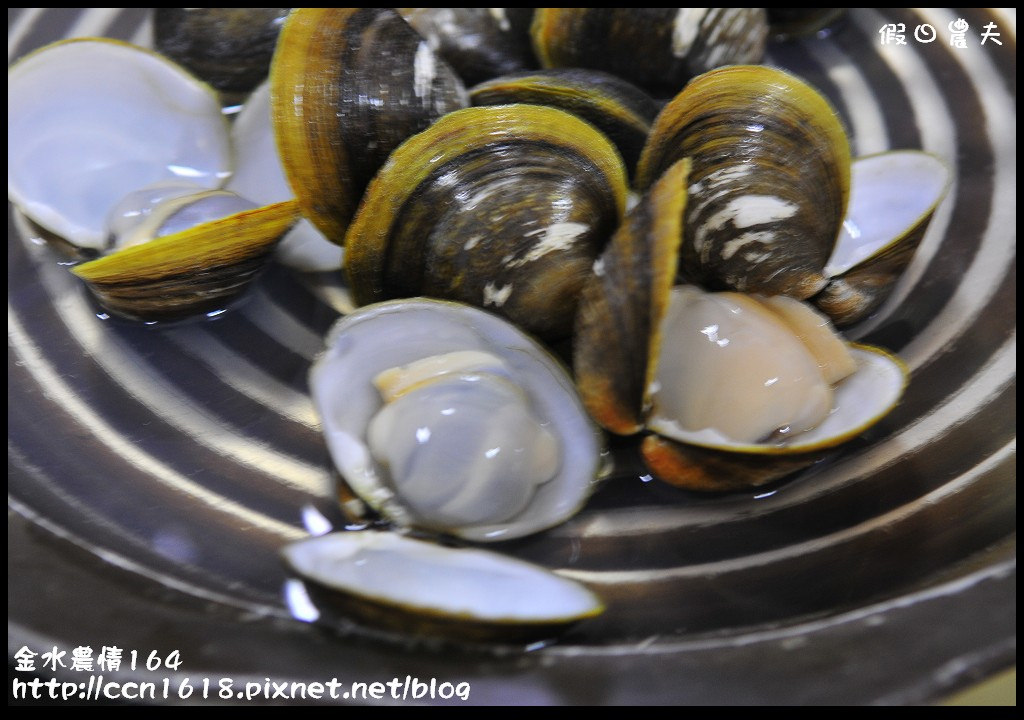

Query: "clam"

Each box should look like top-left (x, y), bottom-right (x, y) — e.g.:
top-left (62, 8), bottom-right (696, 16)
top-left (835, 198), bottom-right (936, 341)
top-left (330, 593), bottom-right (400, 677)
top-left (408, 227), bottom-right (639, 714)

top-left (308, 298), bottom-right (603, 542)
top-left (575, 158), bottom-right (908, 491)
top-left (269, 7), bottom-right (469, 246)
top-left (814, 150), bottom-right (951, 326)
top-left (531, 8), bottom-right (768, 98)
top-left (344, 104), bottom-right (629, 340)
top-left (7, 38), bottom-right (231, 250)
top-left (398, 7), bottom-right (537, 86)
top-left (229, 82), bottom-right (343, 272)
top-left (636, 64), bottom-right (851, 300)
top-left (469, 68), bottom-right (660, 180)
top-left (153, 8), bottom-right (290, 104)
top-left (71, 185), bottom-right (299, 321)
top-left (283, 531), bottom-right (604, 642)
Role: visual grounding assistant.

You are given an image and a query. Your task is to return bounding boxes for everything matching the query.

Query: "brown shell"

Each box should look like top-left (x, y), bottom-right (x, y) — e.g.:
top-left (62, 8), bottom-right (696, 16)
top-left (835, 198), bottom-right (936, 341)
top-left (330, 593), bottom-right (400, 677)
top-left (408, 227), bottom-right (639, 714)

top-left (814, 218), bottom-right (931, 327)
top-left (636, 65), bottom-right (851, 300)
top-left (641, 435), bottom-right (829, 492)
top-left (531, 8), bottom-right (768, 98)
top-left (574, 158), bottom-right (690, 434)
top-left (343, 105), bottom-right (628, 340)
top-left (270, 8), bottom-right (468, 245)
top-left (470, 68), bottom-right (660, 180)
top-left (71, 200), bottom-right (300, 321)
top-left (813, 151), bottom-right (950, 327)
top-left (153, 8), bottom-right (289, 101)
top-left (398, 7), bottom-right (537, 86)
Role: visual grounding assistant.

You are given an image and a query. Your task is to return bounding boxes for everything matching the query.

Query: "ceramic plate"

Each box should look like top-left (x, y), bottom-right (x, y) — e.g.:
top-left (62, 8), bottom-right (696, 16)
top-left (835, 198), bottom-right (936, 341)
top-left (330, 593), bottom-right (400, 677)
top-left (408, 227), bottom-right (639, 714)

top-left (8, 8), bottom-right (1015, 705)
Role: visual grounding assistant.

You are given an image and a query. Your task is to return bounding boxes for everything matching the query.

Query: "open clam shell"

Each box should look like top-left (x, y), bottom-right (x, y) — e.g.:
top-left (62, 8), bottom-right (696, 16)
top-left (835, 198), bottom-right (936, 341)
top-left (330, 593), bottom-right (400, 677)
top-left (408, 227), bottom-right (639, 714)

top-left (642, 343), bottom-right (908, 490)
top-left (283, 531), bottom-right (604, 642)
top-left (7, 37), bottom-right (231, 250)
top-left (636, 65), bottom-right (851, 300)
top-left (814, 150), bottom-right (951, 326)
top-left (269, 8), bottom-right (469, 246)
top-left (343, 104), bottom-right (628, 340)
top-left (71, 199), bottom-right (300, 321)
top-left (575, 156), bottom-right (908, 491)
top-left (309, 298), bottom-right (603, 542)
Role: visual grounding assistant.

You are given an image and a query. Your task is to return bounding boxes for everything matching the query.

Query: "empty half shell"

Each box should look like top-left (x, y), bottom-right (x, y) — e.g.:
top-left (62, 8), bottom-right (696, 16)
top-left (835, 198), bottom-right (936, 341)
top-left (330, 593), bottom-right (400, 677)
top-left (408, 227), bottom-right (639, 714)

top-left (7, 38), bottom-right (231, 249)
top-left (815, 150), bottom-right (951, 326)
top-left (283, 531), bottom-right (604, 642)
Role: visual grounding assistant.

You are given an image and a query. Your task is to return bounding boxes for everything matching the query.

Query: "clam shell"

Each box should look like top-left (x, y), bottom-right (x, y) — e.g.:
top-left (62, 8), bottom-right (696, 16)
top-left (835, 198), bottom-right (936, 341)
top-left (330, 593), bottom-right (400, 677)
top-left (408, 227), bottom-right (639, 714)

top-left (153, 8), bottom-right (290, 101)
top-left (574, 158), bottom-right (691, 434)
top-left (531, 8), bottom-right (768, 98)
top-left (642, 345), bottom-right (908, 490)
top-left (815, 151), bottom-right (951, 326)
top-left (7, 38), bottom-right (231, 250)
top-left (71, 200), bottom-right (299, 321)
top-left (636, 65), bottom-right (851, 300)
top-left (469, 68), bottom-right (660, 179)
top-left (343, 104), bottom-right (628, 340)
top-left (575, 148), bottom-right (908, 491)
top-left (269, 8), bottom-right (469, 245)
top-left (283, 531), bottom-right (604, 642)
top-left (308, 298), bottom-right (603, 542)
top-left (229, 82), bottom-right (343, 272)
top-left (398, 7), bottom-right (537, 86)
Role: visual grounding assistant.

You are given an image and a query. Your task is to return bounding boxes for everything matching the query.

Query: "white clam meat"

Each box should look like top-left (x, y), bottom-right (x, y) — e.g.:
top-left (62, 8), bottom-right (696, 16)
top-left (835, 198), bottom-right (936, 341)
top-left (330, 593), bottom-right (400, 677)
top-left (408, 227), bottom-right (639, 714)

top-left (309, 299), bottom-right (602, 542)
top-left (648, 286), bottom-right (906, 452)
top-left (7, 38), bottom-right (231, 249)
top-left (366, 351), bottom-right (562, 529)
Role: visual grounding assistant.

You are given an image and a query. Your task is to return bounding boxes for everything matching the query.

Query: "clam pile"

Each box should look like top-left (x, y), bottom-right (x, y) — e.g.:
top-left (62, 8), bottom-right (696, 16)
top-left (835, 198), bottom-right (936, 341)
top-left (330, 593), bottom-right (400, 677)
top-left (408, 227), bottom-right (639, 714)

top-left (7, 8), bottom-right (951, 641)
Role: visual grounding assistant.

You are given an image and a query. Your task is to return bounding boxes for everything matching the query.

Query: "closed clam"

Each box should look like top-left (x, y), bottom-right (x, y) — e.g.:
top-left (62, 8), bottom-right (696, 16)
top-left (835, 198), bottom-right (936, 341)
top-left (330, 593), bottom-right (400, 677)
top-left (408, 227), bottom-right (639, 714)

top-left (344, 104), bottom-right (629, 340)
top-left (814, 150), bottom-right (950, 326)
top-left (153, 8), bottom-right (290, 103)
top-left (270, 7), bottom-right (469, 246)
top-left (636, 65), bottom-right (852, 300)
